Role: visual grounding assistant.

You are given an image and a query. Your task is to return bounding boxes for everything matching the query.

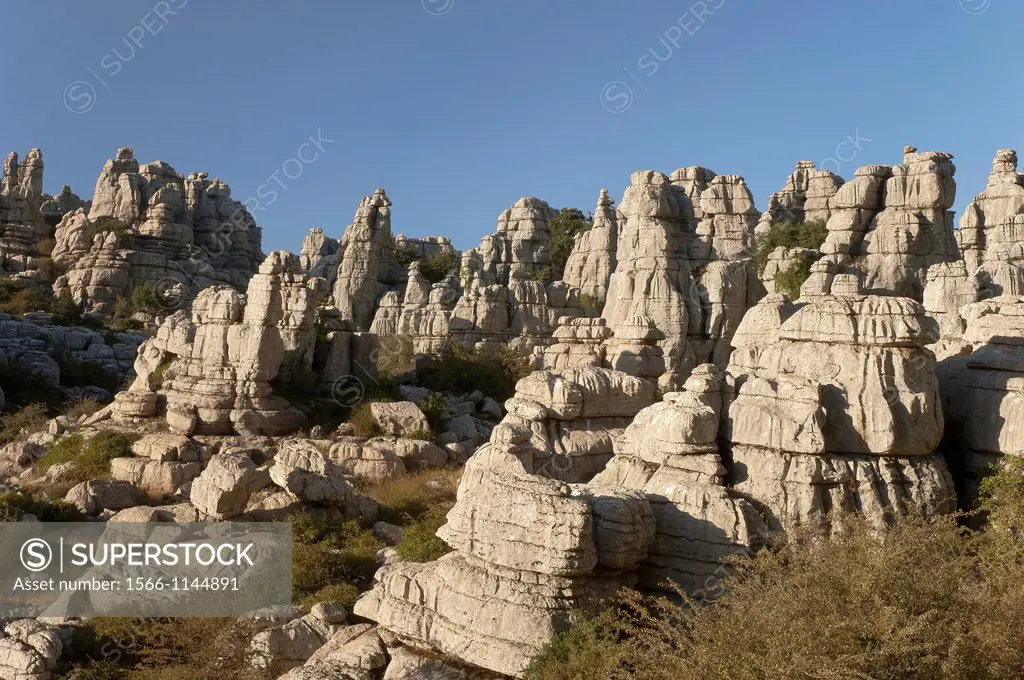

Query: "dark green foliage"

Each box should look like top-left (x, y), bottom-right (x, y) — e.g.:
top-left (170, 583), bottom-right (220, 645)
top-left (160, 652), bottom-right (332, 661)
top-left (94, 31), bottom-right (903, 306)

top-left (0, 279), bottom-right (51, 316)
top-left (88, 217), bottom-right (131, 240)
top-left (129, 282), bottom-right (162, 314)
top-left (774, 255), bottom-right (815, 300)
top-left (418, 392), bottom-right (446, 434)
top-left (417, 343), bottom-right (531, 402)
top-left (548, 208), bottom-right (593, 282)
top-left (755, 219), bottom-right (828, 275)
top-left (289, 513), bottom-right (385, 609)
top-left (0, 490), bottom-right (83, 521)
top-left (56, 352), bottom-right (123, 393)
top-left (419, 249), bottom-right (461, 283)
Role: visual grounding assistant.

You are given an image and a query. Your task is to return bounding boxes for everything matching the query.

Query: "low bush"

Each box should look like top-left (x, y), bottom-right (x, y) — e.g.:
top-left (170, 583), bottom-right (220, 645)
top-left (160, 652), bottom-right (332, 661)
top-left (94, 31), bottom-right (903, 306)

top-left (347, 401), bottom-right (381, 437)
top-left (36, 430), bottom-right (138, 486)
top-left (87, 217), bottom-right (131, 240)
top-left (130, 282), bottom-right (162, 314)
top-left (526, 459), bottom-right (1024, 680)
top-left (419, 249), bottom-right (461, 283)
top-left (773, 255), bottom-right (815, 300)
top-left (0, 402), bottom-right (48, 444)
top-left (418, 392), bottom-right (446, 434)
top-left (755, 218), bottom-right (828, 275)
top-left (56, 353), bottom-right (123, 393)
top-left (417, 343), bottom-right (531, 402)
top-left (396, 504), bottom-right (453, 562)
top-left (0, 279), bottom-right (51, 316)
top-left (0, 490), bottom-right (82, 521)
top-left (289, 513), bottom-right (385, 609)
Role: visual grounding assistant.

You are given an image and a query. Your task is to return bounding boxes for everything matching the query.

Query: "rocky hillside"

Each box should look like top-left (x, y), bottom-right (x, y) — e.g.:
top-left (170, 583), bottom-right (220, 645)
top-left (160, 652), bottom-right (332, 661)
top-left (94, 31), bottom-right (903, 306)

top-left (2, 144), bottom-right (1024, 679)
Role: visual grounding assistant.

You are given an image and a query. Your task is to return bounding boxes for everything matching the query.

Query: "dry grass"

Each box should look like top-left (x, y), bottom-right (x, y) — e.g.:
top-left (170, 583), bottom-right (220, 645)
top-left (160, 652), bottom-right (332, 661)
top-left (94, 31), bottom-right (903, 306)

top-left (357, 467), bottom-right (462, 523)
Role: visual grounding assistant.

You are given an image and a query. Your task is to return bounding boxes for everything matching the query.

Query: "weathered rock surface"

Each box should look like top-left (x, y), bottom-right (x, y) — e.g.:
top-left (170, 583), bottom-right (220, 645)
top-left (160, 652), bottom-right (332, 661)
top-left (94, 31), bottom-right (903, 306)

top-left (562, 189), bottom-right (620, 306)
top-left (51, 147), bottom-right (263, 314)
top-left (725, 275), bottom-right (955, 532)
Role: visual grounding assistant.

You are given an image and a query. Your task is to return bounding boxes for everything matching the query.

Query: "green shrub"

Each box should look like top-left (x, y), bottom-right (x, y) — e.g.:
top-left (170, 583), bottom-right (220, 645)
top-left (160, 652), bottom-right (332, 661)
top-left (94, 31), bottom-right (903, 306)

top-left (56, 353), bottom-right (122, 393)
top-left (51, 290), bottom-right (85, 326)
top-left (112, 296), bottom-right (133, 321)
top-left (289, 513), bottom-right (385, 608)
top-left (65, 397), bottom-right (103, 422)
top-left (0, 490), bottom-right (82, 522)
top-left (396, 504), bottom-right (453, 562)
top-left (755, 218), bottom-right (828, 275)
top-left (296, 582), bottom-right (362, 611)
top-left (774, 256), bottom-right (815, 300)
top-left (548, 208), bottom-right (593, 282)
top-left (0, 280), bottom-right (50, 316)
top-left (88, 217), bottom-right (131, 240)
top-left (130, 282), bottom-right (161, 314)
top-left (37, 430), bottom-right (138, 486)
top-left (418, 392), bottom-right (446, 433)
top-left (417, 343), bottom-right (531, 402)
top-left (420, 249), bottom-right (461, 283)
top-left (0, 403), bottom-right (48, 444)
top-left (578, 293), bottom-right (602, 313)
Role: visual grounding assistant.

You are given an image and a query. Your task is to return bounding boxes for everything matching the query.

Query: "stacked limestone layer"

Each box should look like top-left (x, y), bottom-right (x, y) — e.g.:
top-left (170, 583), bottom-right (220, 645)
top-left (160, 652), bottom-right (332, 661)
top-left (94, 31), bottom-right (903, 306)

top-left (112, 251), bottom-right (322, 436)
top-left (561, 189), bottom-right (620, 306)
top-left (939, 296), bottom-right (1024, 497)
top-left (597, 168), bottom-right (760, 390)
top-left (463, 197), bottom-right (555, 286)
top-left (725, 274), bottom-right (955, 533)
top-left (958, 149), bottom-right (1024, 296)
top-left (0, 149), bottom-right (87, 280)
top-left (815, 147), bottom-right (960, 306)
top-left (757, 161), bottom-right (843, 295)
top-left (589, 364), bottom-right (768, 591)
top-left (370, 264), bottom-right (461, 354)
top-left (300, 228), bottom-right (340, 286)
top-left (355, 432), bottom-right (655, 678)
top-left (495, 366), bottom-right (656, 483)
top-left (49, 147), bottom-right (263, 314)
top-left (332, 189), bottom-right (406, 331)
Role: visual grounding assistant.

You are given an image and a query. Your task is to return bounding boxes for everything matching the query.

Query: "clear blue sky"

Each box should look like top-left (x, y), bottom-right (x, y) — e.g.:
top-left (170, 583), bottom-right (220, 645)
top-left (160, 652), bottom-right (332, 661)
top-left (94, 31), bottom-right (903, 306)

top-left (3, 0), bottom-right (1020, 252)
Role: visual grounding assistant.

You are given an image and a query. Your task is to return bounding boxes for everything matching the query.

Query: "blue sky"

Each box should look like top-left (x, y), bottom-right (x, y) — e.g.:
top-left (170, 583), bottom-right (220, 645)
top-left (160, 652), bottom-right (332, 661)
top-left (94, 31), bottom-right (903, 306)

top-left (3, 0), bottom-right (1020, 252)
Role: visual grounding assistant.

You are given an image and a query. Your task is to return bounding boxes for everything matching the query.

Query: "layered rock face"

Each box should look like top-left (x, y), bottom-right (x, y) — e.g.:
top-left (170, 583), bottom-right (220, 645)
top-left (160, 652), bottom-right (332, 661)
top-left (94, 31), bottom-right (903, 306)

top-left (562, 189), bottom-right (620, 305)
top-left (758, 161), bottom-right (843, 295)
top-left (725, 274), bottom-right (956, 532)
top-left (463, 197), bottom-right (555, 285)
top-left (332, 188), bottom-right (403, 331)
top-left (940, 296), bottom-right (1024, 497)
top-left (112, 251), bottom-right (322, 436)
top-left (590, 364), bottom-right (767, 591)
top-left (51, 147), bottom-right (263, 313)
top-left (0, 149), bottom-right (87, 280)
top-left (356, 438), bottom-right (655, 678)
top-left (598, 168), bottom-right (761, 389)
top-left (817, 147), bottom-right (960, 302)
top-left (958, 149), bottom-right (1024, 297)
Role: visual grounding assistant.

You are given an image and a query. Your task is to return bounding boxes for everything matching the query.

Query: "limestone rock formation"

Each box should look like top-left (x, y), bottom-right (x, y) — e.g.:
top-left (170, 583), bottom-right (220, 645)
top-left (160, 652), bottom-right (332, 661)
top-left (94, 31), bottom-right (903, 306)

top-left (111, 251), bottom-right (323, 436)
top-left (51, 147), bottom-right (264, 313)
top-left (333, 188), bottom-right (402, 331)
top-left (0, 149), bottom-right (87, 281)
top-left (725, 275), bottom-right (956, 532)
top-left (940, 295), bottom-right (1024, 497)
top-left (958, 149), bottom-right (1024, 297)
top-left (562, 189), bottom-right (620, 306)
top-left (356, 443), bottom-right (653, 678)
top-left (597, 168), bottom-right (761, 389)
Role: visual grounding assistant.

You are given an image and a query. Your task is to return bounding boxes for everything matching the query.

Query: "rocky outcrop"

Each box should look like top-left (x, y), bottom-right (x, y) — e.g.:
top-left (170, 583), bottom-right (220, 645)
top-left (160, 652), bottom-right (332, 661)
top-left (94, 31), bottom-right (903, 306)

top-left (111, 251), bottom-right (323, 436)
top-left (958, 149), bottom-right (1024, 297)
top-left (757, 160), bottom-right (843, 237)
top-left (355, 442), bottom-right (653, 678)
top-left (51, 147), bottom-right (264, 314)
top-left (596, 168), bottom-right (761, 389)
top-left (0, 149), bottom-right (86, 281)
top-left (590, 364), bottom-right (767, 591)
top-left (562, 189), bottom-right (619, 306)
top-left (940, 296), bottom-right (1024, 498)
top-left (333, 188), bottom-right (403, 331)
top-left (725, 274), bottom-right (956, 533)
